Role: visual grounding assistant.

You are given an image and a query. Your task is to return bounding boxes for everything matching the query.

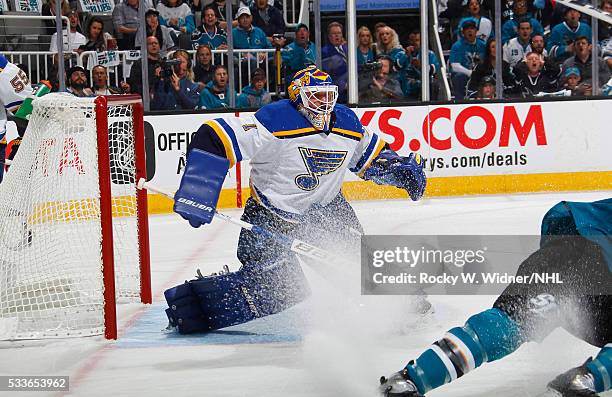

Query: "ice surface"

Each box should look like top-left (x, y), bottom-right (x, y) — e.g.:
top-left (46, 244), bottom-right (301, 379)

top-left (0, 191), bottom-right (611, 397)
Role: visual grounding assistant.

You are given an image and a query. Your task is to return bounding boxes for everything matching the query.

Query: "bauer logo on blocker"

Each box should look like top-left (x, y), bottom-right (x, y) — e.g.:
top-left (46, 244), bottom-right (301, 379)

top-left (177, 198), bottom-right (213, 212)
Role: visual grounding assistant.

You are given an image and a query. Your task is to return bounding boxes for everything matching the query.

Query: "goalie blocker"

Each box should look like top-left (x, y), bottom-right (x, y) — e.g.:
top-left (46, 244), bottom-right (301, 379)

top-left (173, 149), bottom-right (229, 227)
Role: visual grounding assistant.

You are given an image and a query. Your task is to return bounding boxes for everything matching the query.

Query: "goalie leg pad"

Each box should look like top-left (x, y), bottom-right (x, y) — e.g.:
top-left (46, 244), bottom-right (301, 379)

top-left (165, 255), bottom-right (310, 334)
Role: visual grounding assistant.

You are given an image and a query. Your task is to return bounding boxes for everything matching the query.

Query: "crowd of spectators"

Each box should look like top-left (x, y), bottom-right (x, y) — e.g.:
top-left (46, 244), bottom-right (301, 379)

top-left (440, 0), bottom-right (612, 99)
top-left (10, 0), bottom-right (612, 111)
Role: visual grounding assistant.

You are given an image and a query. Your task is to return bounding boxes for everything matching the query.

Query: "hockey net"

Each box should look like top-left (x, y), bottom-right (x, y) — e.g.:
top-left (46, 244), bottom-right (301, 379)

top-left (0, 93), bottom-right (151, 340)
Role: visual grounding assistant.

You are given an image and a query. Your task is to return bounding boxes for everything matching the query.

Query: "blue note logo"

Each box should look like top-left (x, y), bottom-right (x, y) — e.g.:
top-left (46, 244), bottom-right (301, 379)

top-left (295, 147), bottom-right (347, 191)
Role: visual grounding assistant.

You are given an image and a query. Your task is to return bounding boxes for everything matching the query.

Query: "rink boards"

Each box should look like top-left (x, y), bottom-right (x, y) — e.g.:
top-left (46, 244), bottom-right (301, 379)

top-left (129, 99), bottom-right (612, 212)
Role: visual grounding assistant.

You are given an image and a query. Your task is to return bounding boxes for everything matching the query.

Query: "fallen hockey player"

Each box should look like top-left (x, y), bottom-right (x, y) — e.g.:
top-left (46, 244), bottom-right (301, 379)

top-left (379, 198), bottom-right (612, 397)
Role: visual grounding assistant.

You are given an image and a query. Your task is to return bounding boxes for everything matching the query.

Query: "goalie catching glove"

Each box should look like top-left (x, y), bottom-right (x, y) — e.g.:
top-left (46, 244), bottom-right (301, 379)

top-left (173, 149), bottom-right (229, 227)
top-left (363, 149), bottom-right (426, 201)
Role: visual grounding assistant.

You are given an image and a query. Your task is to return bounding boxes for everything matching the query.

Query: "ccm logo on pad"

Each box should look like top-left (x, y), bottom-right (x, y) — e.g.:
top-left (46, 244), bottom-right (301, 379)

top-left (177, 198), bottom-right (214, 212)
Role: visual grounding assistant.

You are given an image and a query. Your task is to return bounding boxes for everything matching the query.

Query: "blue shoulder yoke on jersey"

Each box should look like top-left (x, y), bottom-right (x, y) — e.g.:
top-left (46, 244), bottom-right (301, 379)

top-left (0, 54), bottom-right (8, 69)
top-left (202, 119), bottom-right (244, 168)
top-left (254, 100), bottom-right (364, 141)
top-left (164, 255), bottom-right (310, 333)
top-left (540, 198), bottom-right (612, 271)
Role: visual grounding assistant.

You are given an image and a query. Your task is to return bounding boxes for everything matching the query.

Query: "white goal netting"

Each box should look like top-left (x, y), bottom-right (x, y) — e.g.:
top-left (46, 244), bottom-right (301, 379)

top-left (0, 94), bottom-right (144, 340)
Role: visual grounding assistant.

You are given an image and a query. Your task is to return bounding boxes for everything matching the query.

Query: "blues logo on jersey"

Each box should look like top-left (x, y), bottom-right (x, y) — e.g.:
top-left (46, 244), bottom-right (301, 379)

top-left (295, 147), bottom-right (347, 191)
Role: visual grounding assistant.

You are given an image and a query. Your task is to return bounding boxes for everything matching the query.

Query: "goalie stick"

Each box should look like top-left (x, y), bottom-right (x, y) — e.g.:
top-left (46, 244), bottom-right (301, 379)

top-left (136, 178), bottom-right (349, 265)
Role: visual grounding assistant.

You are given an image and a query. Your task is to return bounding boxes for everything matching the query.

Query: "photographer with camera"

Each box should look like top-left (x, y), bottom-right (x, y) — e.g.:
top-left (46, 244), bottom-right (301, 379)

top-left (359, 56), bottom-right (403, 104)
top-left (150, 49), bottom-right (201, 110)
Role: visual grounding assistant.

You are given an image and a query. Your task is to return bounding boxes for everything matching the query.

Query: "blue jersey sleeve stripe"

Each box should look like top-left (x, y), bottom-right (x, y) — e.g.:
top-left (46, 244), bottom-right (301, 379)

top-left (216, 118), bottom-right (242, 163)
top-left (350, 133), bottom-right (387, 174)
top-left (356, 138), bottom-right (385, 177)
top-left (5, 100), bottom-right (24, 110)
top-left (0, 55), bottom-right (8, 69)
top-left (350, 134), bottom-right (378, 172)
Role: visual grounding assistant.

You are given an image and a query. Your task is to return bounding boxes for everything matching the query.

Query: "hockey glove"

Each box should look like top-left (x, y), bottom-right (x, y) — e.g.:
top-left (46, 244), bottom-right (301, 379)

top-left (363, 149), bottom-right (426, 201)
top-left (174, 149), bottom-right (229, 228)
top-left (7, 137), bottom-right (21, 164)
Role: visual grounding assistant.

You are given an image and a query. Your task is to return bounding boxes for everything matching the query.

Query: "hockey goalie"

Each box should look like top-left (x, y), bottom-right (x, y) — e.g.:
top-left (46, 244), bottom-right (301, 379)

top-left (163, 65), bottom-right (427, 333)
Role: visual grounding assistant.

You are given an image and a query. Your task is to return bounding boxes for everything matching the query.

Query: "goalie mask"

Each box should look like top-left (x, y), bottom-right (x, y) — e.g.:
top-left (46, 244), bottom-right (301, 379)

top-left (288, 66), bottom-right (338, 130)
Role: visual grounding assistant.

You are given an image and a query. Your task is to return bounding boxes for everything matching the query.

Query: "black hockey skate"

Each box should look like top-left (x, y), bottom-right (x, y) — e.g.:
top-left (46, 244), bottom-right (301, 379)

top-left (379, 368), bottom-right (424, 397)
top-left (544, 359), bottom-right (600, 397)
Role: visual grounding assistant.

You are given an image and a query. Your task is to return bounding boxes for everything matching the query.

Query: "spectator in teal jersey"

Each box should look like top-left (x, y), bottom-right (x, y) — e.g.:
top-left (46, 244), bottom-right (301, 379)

top-left (399, 30), bottom-right (442, 99)
top-left (450, 20), bottom-right (486, 99)
top-left (232, 6), bottom-right (272, 51)
top-left (232, 6), bottom-right (273, 88)
top-left (199, 65), bottom-right (236, 109)
top-left (357, 26), bottom-right (375, 65)
top-left (281, 23), bottom-right (316, 86)
top-left (191, 5), bottom-right (228, 50)
top-left (375, 25), bottom-right (403, 61)
top-left (501, 0), bottom-right (543, 44)
top-left (548, 8), bottom-right (592, 62)
top-left (456, 0), bottom-right (493, 43)
top-left (237, 68), bottom-right (272, 108)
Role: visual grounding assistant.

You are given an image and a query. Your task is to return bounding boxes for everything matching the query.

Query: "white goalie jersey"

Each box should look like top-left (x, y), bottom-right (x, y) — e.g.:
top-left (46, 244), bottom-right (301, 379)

top-left (204, 100), bottom-right (386, 220)
top-left (0, 55), bottom-right (33, 140)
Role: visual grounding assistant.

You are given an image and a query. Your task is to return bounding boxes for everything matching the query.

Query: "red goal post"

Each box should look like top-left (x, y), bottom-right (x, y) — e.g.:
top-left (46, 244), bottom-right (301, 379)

top-left (96, 95), bottom-right (151, 339)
